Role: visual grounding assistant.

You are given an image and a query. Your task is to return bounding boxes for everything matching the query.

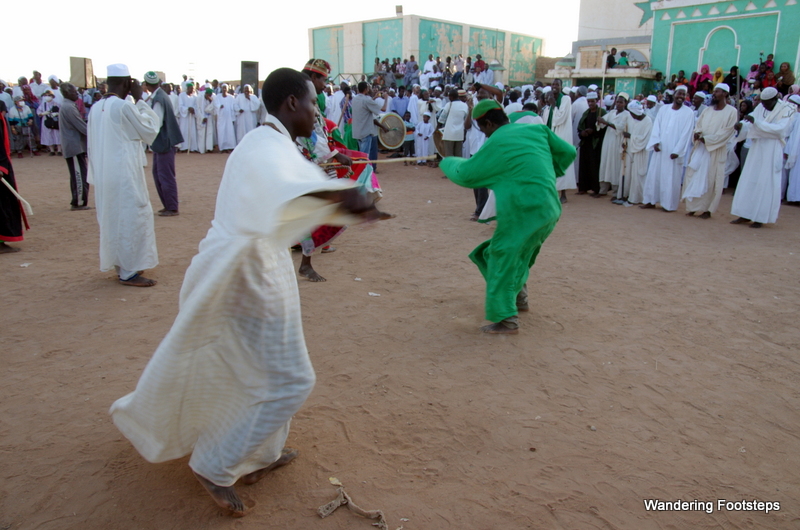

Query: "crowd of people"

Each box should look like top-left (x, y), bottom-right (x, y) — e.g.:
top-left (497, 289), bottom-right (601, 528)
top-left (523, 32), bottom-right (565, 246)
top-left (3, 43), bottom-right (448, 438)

top-left (1, 51), bottom-right (798, 520)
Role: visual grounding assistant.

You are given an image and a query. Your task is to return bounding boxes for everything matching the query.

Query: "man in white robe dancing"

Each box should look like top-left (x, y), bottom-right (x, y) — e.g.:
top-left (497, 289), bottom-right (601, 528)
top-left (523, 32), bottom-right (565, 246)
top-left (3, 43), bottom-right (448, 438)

top-left (109, 68), bottom-right (382, 516)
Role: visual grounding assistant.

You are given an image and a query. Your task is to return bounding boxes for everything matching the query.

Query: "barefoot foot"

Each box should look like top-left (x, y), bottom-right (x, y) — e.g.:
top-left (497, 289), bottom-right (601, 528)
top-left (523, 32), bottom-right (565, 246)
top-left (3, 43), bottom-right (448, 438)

top-left (193, 471), bottom-right (246, 516)
top-left (299, 264), bottom-right (326, 282)
top-left (241, 448), bottom-right (299, 486)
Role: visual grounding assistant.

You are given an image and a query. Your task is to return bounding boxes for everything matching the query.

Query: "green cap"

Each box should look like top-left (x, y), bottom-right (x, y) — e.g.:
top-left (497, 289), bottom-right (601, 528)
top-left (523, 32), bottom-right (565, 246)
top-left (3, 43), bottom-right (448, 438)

top-left (472, 99), bottom-right (502, 119)
top-left (143, 71), bottom-right (160, 85)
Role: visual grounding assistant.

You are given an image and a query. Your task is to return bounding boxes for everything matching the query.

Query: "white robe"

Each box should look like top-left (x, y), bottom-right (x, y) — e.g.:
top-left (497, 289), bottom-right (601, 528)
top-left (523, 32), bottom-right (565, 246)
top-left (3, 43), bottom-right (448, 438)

top-left (544, 96), bottom-right (576, 190)
top-left (571, 96), bottom-right (588, 177)
top-left (415, 121), bottom-right (434, 162)
top-left (168, 93), bottom-right (180, 118)
top-left (642, 104), bottom-right (694, 210)
top-left (329, 90), bottom-right (344, 131)
top-left (234, 93), bottom-right (260, 145)
top-left (87, 96), bottom-right (160, 273)
top-left (784, 110), bottom-right (800, 201)
top-left (178, 92), bottom-right (199, 152)
top-left (599, 110), bottom-right (629, 185)
top-left (196, 96), bottom-right (216, 154)
top-left (407, 94), bottom-right (420, 125)
top-left (731, 101), bottom-right (794, 223)
top-left (682, 105), bottom-right (738, 213)
top-left (110, 115), bottom-right (357, 487)
top-left (623, 115), bottom-right (653, 203)
top-left (214, 94), bottom-right (237, 150)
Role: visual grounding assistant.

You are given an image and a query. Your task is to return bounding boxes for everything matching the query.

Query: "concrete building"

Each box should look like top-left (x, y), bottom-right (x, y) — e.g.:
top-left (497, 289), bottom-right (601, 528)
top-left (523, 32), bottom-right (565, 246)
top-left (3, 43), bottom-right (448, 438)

top-left (309, 14), bottom-right (544, 86)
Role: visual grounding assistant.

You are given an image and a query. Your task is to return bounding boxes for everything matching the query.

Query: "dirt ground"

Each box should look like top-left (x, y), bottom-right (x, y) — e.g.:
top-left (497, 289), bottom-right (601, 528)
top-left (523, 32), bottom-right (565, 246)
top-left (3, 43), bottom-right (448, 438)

top-left (2, 150), bottom-right (800, 530)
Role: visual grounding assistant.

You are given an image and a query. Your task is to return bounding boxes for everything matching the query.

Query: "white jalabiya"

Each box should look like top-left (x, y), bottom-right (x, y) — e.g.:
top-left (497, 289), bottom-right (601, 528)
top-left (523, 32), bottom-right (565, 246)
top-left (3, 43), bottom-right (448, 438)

top-left (407, 94), bottom-right (420, 125)
top-left (214, 94), bottom-right (237, 150)
top-left (463, 118), bottom-right (485, 159)
top-left (622, 115), bottom-right (653, 203)
top-left (782, 111), bottom-right (800, 197)
top-left (178, 91), bottom-right (199, 151)
top-left (329, 91), bottom-right (344, 130)
top-left (571, 96), bottom-right (588, 177)
top-left (641, 104), bottom-right (694, 210)
top-left (234, 93), bottom-right (261, 145)
top-left (87, 96), bottom-right (160, 274)
top-left (784, 110), bottom-right (800, 201)
top-left (110, 115), bottom-right (357, 487)
top-left (196, 96), bottom-right (216, 154)
top-left (599, 109), bottom-right (629, 185)
top-left (415, 121), bottom-right (434, 162)
top-left (543, 96), bottom-right (577, 190)
top-left (682, 105), bottom-right (738, 213)
top-left (731, 100), bottom-right (794, 223)
top-left (168, 93), bottom-right (180, 118)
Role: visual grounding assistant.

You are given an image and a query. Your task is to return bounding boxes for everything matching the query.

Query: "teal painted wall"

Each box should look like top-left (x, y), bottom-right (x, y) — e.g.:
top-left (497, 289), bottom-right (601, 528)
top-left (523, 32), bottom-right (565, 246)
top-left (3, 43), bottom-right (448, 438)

top-left (363, 19), bottom-right (403, 74)
top-left (508, 34), bottom-right (543, 84)
top-left (615, 78), bottom-right (651, 96)
top-left (418, 19), bottom-right (463, 63)
top-left (651, 0), bottom-right (800, 77)
top-left (469, 28), bottom-right (506, 64)
top-left (313, 27), bottom-right (344, 79)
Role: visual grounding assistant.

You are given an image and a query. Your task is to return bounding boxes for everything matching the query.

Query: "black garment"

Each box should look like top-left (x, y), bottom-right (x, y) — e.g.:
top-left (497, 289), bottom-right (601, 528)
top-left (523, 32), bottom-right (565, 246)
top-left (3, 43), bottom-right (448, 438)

top-left (728, 141), bottom-right (744, 192)
top-left (474, 188), bottom-right (489, 216)
top-left (0, 109), bottom-right (24, 242)
top-left (66, 153), bottom-right (89, 207)
top-left (723, 74), bottom-right (745, 94)
top-left (606, 54), bottom-right (617, 69)
top-left (577, 109), bottom-right (606, 193)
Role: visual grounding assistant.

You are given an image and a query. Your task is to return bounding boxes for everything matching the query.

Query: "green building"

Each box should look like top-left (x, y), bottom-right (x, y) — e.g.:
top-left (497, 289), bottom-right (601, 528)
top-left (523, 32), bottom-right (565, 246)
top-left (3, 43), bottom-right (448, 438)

top-left (309, 14), bottom-right (544, 86)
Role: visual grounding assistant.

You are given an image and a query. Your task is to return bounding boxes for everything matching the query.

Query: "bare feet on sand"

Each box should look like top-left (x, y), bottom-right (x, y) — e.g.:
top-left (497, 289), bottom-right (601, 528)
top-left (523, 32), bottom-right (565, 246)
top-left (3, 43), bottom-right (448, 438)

top-left (0, 242), bottom-right (20, 254)
top-left (193, 471), bottom-right (246, 516)
top-left (299, 263), bottom-right (326, 282)
top-left (241, 448), bottom-right (299, 486)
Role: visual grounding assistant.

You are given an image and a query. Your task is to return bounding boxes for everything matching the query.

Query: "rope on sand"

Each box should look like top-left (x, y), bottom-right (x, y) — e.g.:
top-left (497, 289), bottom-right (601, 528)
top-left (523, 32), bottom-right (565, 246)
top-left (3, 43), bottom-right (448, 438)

top-left (318, 485), bottom-right (403, 530)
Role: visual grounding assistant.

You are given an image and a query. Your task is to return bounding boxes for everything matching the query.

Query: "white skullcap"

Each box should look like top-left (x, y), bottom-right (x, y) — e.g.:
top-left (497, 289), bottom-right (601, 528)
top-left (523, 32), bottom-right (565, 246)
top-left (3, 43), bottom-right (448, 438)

top-left (646, 95), bottom-right (658, 103)
top-left (665, 89), bottom-right (675, 96)
top-left (106, 63), bottom-right (130, 77)
top-left (694, 91), bottom-right (707, 98)
top-left (675, 85), bottom-right (688, 93)
top-left (603, 95), bottom-right (615, 106)
top-left (221, 83), bottom-right (229, 88)
top-left (789, 94), bottom-right (800, 106)
top-left (586, 92), bottom-right (598, 100)
top-left (542, 86), bottom-right (552, 94)
top-left (760, 87), bottom-right (779, 100)
top-left (413, 83), bottom-right (420, 88)
top-left (495, 82), bottom-right (505, 90)
top-left (423, 111), bottom-right (432, 117)
top-left (433, 86), bottom-right (442, 92)
top-left (0, 79), bottom-right (6, 86)
top-left (714, 83), bottom-right (730, 93)
top-left (570, 86), bottom-right (579, 94)
top-left (617, 91), bottom-right (630, 101)
top-left (588, 84), bottom-right (598, 90)
top-left (627, 101), bottom-right (644, 116)
top-left (48, 74), bottom-right (58, 82)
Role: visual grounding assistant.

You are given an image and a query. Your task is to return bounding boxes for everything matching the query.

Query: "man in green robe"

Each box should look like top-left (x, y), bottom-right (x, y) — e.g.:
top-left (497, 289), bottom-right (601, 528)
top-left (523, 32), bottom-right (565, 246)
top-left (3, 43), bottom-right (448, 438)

top-left (440, 99), bottom-right (576, 334)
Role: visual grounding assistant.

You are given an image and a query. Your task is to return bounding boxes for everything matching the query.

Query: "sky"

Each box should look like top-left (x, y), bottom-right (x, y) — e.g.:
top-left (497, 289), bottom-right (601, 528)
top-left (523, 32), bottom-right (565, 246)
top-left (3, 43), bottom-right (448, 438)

top-left (3, 1), bottom-right (580, 86)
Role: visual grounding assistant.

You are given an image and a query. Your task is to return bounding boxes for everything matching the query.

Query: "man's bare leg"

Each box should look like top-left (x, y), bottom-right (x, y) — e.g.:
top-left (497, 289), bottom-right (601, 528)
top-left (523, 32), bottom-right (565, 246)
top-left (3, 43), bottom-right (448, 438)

top-left (241, 448), bottom-right (298, 486)
top-left (299, 255), bottom-right (326, 282)
top-left (0, 242), bottom-right (20, 254)
top-left (193, 471), bottom-right (246, 516)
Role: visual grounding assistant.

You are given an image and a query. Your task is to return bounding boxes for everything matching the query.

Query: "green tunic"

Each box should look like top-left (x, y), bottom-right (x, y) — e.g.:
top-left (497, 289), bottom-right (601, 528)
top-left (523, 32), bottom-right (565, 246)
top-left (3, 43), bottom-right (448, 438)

top-left (440, 123), bottom-right (576, 323)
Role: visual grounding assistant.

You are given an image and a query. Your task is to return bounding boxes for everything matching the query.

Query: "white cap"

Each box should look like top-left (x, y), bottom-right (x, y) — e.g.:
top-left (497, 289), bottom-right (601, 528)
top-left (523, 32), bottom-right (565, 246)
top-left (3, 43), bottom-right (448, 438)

top-left (542, 86), bottom-right (552, 94)
top-left (570, 86), bottom-right (579, 94)
top-left (47, 74), bottom-right (58, 82)
top-left (106, 63), bottom-right (130, 77)
top-left (694, 91), bottom-right (707, 98)
top-left (627, 101), bottom-right (644, 116)
top-left (423, 111), bottom-right (432, 117)
top-left (617, 92), bottom-right (630, 101)
top-left (789, 94), bottom-right (800, 106)
top-left (586, 92), bottom-right (598, 100)
top-left (646, 95), bottom-right (658, 103)
top-left (674, 85), bottom-right (688, 93)
top-left (760, 87), bottom-right (779, 100)
top-left (588, 84), bottom-right (598, 90)
top-left (495, 82), bottom-right (504, 90)
top-left (714, 83), bottom-right (730, 93)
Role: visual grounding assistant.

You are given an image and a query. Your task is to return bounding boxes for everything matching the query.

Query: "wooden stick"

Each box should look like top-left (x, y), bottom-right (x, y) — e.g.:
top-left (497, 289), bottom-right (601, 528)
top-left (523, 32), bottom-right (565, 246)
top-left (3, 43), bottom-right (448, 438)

top-left (320, 155), bottom-right (436, 168)
top-left (1, 178), bottom-right (33, 215)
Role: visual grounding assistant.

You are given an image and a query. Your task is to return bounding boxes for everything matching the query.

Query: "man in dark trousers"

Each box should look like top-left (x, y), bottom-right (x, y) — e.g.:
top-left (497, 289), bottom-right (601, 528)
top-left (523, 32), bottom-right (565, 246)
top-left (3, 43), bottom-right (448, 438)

top-left (59, 83), bottom-right (91, 210)
top-left (143, 71), bottom-right (183, 216)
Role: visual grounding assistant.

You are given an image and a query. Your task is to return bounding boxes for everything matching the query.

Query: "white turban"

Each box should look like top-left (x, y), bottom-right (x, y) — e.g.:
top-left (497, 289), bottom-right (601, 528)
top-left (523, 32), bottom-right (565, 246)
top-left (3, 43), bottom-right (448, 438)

top-left (48, 74), bottom-right (58, 82)
top-left (617, 92), bottom-right (630, 101)
top-left (586, 92), bottom-right (598, 100)
top-left (694, 91), bottom-right (707, 99)
top-left (588, 84), bottom-right (598, 90)
top-left (789, 94), bottom-right (800, 106)
top-left (761, 87), bottom-right (779, 100)
top-left (627, 101), bottom-right (644, 116)
top-left (646, 95), bottom-right (658, 103)
top-left (570, 86), bottom-right (579, 94)
top-left (542, 86), bottom-right (552, 94)
top-left (714, 83), bottom-right (730, 93)
top-left (674, 85), bottom-right (688, 94)
top-left (603, 95), bottom-right (615, 107)
top-left (423, 111), bottom-right (432, 117)
top-left (495, 82), bottom-right (505, 90)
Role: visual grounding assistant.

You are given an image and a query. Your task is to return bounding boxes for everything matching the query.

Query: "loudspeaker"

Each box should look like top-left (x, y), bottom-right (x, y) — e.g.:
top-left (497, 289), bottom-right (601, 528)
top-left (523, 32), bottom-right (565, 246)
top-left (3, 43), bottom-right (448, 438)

top-left (69, 57), bottom-right (94, 88)
top-left (241, 61), bottom-right (259, 91)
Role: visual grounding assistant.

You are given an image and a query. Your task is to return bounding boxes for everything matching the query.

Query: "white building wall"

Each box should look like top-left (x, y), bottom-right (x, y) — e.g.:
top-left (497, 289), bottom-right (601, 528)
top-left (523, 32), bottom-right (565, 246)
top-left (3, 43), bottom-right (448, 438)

top-left (343, 22), bottom-right (363, 74)
top-left (577, 0), bottom-right (654, 40)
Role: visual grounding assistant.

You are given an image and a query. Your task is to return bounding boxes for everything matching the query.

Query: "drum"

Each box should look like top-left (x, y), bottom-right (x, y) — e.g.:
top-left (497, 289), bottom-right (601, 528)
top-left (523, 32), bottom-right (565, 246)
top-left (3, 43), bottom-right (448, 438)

top-left (433, 129), bottom-right (445, 156)
top-left (378, 113), bottom-right (406, 149)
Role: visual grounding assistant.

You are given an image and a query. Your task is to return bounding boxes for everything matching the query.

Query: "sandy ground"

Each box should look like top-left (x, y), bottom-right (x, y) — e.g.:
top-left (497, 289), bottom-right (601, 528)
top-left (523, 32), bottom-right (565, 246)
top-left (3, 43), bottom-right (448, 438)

top-left (2, 149), bottom-right (800, 530)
